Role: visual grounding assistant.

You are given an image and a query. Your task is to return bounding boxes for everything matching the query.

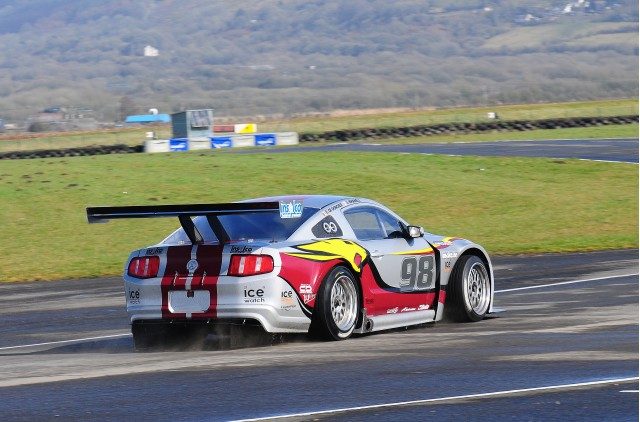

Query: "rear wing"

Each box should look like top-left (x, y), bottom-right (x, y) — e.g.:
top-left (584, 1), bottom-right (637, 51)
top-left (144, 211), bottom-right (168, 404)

top-left (86, 202), bottom-right (280, 244)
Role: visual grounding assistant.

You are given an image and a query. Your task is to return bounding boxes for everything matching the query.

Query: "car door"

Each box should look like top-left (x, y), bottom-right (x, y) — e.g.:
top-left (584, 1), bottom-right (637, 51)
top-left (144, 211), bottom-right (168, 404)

top-left (342, 206), bottom-right (437, 293)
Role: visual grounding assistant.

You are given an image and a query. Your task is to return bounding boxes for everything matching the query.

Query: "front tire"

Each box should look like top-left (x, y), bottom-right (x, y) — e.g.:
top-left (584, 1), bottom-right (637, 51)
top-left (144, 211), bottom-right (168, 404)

top-left (310, 266), bottom-right (360, 340)
top-left (445, 255), bottom-right (491, 322)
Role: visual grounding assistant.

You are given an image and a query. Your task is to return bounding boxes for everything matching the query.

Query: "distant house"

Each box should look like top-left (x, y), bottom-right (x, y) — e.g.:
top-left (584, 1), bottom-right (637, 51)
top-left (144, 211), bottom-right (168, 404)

top-left (125, 114), bottom-right (171, 124)
top-left (143, 45), bottom-right (159, 57)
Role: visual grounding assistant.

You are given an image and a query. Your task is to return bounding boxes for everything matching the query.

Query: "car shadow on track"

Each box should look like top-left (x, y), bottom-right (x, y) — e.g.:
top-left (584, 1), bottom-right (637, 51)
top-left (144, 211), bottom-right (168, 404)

top-left (0, 320), bottom-right (452, 355)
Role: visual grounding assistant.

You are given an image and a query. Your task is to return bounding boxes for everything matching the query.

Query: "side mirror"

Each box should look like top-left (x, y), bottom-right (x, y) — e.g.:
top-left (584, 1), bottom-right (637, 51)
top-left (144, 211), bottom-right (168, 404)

top-left (406, 225), bottom-right (424, 238)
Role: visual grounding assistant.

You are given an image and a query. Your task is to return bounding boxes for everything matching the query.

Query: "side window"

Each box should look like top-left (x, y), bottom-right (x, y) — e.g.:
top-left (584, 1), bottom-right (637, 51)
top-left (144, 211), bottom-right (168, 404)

top-left (377, 210), bottom-right (404, 239)
top-left (311, 215), bottom-right (343, 238)
top-left (344, 207), bottom-right (386, 240)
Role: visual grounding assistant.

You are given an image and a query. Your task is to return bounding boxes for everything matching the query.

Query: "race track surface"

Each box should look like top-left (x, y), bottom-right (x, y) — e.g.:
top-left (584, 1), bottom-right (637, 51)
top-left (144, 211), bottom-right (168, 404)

top-left (240, 138), bottom-right (639, 163)
top-left (0, 249), bottom-right (637, 421)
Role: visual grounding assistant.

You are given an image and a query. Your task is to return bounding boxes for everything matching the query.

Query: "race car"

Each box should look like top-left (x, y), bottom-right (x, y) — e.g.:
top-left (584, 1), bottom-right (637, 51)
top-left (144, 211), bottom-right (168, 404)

top-left (87, 195), bottom-right (495, 348)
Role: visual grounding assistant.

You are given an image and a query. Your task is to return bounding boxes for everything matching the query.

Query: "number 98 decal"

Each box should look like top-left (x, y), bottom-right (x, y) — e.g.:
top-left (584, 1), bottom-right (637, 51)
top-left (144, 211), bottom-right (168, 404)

top-left (400, 256), bottom-right (435, 291)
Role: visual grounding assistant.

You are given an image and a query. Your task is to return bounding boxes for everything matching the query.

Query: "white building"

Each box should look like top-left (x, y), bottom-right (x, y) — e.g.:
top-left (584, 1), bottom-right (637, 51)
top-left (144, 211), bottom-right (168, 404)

top-left (143, 45), bottom-right (159, 57)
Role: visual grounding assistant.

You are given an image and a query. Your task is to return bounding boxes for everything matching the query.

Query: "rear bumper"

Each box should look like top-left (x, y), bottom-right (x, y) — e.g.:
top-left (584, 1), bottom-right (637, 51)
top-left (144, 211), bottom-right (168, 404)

top-left (124, 274), bottom-right (312, 333)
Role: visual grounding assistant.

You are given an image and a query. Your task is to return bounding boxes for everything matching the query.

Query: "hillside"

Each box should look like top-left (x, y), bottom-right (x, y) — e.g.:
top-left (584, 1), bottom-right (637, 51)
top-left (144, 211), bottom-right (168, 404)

top-left (0, 0), bottom-right (637, 122)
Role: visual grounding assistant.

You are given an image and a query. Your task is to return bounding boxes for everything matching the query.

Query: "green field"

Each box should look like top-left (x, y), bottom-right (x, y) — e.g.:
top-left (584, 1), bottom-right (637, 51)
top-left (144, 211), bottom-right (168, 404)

top-left (483, 22), bottom-right (638, 50)
top-left (0, 150), bottom-right (637, 282)
top-left (0, 98), bottom-right (637, 152)
top-left (262, 98), bottom-right (638, 133)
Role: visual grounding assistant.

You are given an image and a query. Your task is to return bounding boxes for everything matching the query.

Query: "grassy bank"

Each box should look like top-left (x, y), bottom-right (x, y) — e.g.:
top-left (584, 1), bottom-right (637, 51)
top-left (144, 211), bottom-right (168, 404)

top-left (263, 98), bottom-right (638, 133)
top-left (0, 150), bottom-right (636, 281)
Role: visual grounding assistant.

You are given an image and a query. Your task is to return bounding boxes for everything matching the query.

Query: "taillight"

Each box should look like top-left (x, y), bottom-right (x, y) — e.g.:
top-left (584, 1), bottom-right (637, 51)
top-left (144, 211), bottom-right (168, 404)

top-left (228, 254), bottom-right (274, 276)
top-left (128, 256), bottom-right (160, 278)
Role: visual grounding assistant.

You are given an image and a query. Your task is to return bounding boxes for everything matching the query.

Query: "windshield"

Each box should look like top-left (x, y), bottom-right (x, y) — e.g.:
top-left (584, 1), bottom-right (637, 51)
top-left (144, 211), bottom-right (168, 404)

top-left (161, 207), bottom-right (319, 245)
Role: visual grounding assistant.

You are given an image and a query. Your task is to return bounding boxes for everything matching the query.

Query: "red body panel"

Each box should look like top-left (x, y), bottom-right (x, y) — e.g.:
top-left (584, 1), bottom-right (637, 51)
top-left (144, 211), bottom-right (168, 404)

top-left (279, 253), bottom-right (439, 318)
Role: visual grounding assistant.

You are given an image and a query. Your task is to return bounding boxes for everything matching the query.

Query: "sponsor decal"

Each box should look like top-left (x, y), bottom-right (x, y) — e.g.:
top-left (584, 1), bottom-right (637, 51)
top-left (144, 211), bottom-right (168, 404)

top-left (279, 200), bottom-right (303, 219)
top-left (298, 284), bottom-right (316, 304)
top-left (286, 239), bottom-right (368, 273)
top-left (230, 245), bottom-right (253, 254)
top-left (243, 286), bottom-right (265, 303)
top-left (418, 304), bottom-right (429, 310)
top-left (444, 260), bottom-right (453, 271)
top-left (386, 307), bottom-right (399, 314)
top-left (324, 222), bottom-right (338, 233)
top-left (441, 252), bottom-right (458, 259)
top-left (280, 290), bottom-right (296, 310)
top-left (145, 247), bottom-right (163, 255)
top-left (321, 198), bottom-right (361, 216)
top-left (432, 237), bottom-right (462, 249)
top-left (401, 307), bottom-right (417, 312)
top-left (186, 259), bottom-right (199, 273)
top-left (299, 284), bottom-right (313, 294)
top-left (128, 289), bottom-right (140, 304)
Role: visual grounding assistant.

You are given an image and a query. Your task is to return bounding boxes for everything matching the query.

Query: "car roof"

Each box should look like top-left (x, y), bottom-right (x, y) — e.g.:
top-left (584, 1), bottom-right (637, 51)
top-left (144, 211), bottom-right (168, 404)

top-left (244, 195), bottom-right (352, 209)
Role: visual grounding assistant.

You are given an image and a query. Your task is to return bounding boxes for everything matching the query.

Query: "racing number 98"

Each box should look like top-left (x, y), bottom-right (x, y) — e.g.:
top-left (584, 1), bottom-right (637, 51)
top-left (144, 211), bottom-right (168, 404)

top-left (401, 256), bottom-right (435, 291)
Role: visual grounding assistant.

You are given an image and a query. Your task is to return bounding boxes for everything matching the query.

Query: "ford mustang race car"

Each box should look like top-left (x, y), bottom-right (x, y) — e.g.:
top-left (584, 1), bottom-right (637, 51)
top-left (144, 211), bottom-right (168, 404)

top-left (87, 195), bottom-right (495, 348)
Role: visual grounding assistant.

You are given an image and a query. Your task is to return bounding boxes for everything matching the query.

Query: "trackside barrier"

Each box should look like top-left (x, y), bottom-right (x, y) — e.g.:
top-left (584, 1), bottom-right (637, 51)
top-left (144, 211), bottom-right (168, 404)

top-left (231, 135), bottom-right (255, 148)
top-left (169, 138), bottom-right (188, 151)
top-left (188, 138), bottom-right (211, 150)
top-left (144, 140), bottom-right (170, 153)
top-left (143, 133), bottom-right (300, 153)
top-left (2, 115), bottom-right (635, 160)
top-left (276, 132), bottom-right (300, 146)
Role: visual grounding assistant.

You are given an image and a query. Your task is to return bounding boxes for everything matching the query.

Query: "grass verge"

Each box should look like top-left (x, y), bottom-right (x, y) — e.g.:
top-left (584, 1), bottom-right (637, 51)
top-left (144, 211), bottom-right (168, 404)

top-left (0, 151), bottom-right (637, 281)
top-left (350, 123), bottom-right (639, 145)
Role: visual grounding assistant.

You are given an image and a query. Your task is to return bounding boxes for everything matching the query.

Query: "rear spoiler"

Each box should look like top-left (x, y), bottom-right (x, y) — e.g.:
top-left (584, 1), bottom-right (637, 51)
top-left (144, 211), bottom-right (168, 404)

top-left (86, 202), bottom-right (280, 244)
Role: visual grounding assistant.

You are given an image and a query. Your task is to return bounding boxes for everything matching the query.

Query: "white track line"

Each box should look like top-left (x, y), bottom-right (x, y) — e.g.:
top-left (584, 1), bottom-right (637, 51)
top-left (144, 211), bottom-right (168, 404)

top-left (232, 377), bottom-right (639, 422)
top-left (2, 273), bottom-right (637, 351)
top-left (0, 333), bottom-right (131, 351)
top-left (495, 273), bottom-right (638, 293)
top-left (577, 158), bottom-right (638, 165)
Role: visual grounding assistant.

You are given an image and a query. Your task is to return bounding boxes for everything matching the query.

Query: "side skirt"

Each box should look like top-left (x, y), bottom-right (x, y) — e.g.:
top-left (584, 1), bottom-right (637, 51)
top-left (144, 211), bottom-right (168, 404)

top-left (368, 310), bottom-right (436, 332)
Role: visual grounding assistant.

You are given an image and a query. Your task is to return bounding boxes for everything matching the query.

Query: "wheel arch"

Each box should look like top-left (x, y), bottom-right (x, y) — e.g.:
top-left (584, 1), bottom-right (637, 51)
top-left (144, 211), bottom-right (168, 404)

top-left (323, 260), bottom-right (366, 330)
top-left (452, 246), bottom-right (495, 313)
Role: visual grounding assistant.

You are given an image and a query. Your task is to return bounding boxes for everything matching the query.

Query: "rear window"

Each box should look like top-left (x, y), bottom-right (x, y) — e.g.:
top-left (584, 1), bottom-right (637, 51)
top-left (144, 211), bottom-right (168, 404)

top-left (161, 207), bottom-right (318, 244)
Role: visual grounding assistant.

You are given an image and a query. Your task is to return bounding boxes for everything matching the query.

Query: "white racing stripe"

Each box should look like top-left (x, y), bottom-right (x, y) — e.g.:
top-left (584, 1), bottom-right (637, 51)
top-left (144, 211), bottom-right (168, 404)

top-left (0, 333), bottom-right (131, 351)
top-left (232, 377), bottom-right (639, 422)
top-left (495, 273), bottom-right (639, 293)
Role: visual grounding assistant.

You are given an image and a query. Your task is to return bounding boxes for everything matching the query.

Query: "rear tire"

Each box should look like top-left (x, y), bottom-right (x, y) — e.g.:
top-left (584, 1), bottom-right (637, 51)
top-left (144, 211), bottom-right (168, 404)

top-left (445, 255), bottom-right (491, 322)
top-left (310, 266), bottom-right (360, 340)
